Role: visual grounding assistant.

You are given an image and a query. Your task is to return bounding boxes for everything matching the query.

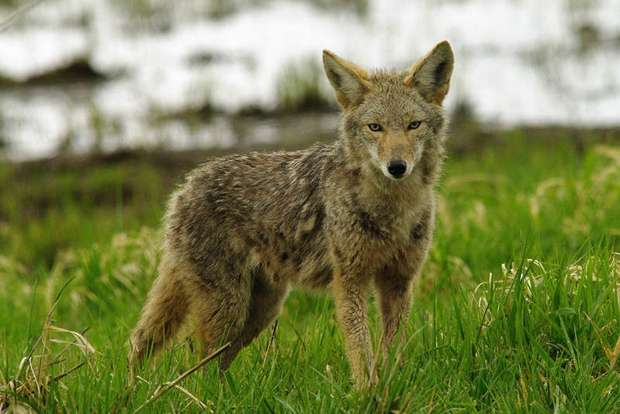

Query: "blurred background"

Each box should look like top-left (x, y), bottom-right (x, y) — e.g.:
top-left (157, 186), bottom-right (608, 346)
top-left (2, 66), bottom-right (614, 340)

top-left (1, 0), bottom-right (620, 160)
top-left (0, 0), bottom-right (619, 268)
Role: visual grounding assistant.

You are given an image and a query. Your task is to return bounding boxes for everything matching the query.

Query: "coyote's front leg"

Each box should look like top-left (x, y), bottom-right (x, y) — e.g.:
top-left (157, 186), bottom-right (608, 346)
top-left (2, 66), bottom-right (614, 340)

top-left (332, 269), bottom-right (374, 389)
top-left (375, 272), bottom-right (413, 356)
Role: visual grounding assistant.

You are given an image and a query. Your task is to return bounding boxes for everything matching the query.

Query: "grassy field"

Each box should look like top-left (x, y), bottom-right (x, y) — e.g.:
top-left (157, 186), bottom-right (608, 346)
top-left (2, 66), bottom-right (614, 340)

top-left (1, 133), bottom-right (620, 412)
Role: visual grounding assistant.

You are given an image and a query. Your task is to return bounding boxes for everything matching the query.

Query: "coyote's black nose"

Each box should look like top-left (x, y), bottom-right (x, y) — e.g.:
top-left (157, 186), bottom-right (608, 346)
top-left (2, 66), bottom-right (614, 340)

top-left (387, 160), bottom-right (407, 178)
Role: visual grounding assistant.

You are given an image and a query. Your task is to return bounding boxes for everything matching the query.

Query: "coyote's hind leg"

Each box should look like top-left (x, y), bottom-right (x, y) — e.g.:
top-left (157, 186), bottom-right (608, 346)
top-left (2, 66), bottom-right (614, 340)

top-left (219, 271), bottom-right (288, 370)
top-left (188, 263), bottom-right (253, 370)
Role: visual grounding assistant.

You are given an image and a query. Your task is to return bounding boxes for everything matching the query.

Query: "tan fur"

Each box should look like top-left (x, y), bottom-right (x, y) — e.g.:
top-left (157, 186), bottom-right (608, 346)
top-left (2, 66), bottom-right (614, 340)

top-left (129, 41), bottom-right (454, 388)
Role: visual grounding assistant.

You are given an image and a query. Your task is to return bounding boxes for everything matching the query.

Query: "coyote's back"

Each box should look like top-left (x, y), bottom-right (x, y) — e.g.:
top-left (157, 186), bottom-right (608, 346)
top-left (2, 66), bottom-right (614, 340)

top-left (166, 145), bottom-right (338, 290)
top-left (129, 41), bottom-right (454, 388)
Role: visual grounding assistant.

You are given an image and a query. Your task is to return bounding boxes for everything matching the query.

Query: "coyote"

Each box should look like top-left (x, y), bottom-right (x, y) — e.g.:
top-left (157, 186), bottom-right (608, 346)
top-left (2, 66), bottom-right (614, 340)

top-left (129, 41), bottom-right (454, 388)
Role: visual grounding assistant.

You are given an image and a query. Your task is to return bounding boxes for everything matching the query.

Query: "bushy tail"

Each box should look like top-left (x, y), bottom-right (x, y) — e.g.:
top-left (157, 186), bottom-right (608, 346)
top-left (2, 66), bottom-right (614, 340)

top-left (128, 256), bottom-right (189, 370)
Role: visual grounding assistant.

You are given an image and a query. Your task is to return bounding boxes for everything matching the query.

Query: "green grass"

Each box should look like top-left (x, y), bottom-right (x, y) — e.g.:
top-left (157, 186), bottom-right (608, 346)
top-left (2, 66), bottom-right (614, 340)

top-left (1, 137), bottom-right (620, 412)
top-left (0, 158), bottom-right (172, 268)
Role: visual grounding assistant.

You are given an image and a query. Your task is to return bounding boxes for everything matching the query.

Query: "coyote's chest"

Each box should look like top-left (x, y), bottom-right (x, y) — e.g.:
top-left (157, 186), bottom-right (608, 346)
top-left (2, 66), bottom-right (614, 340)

top-left (251, 199), bottom-right (431, 291)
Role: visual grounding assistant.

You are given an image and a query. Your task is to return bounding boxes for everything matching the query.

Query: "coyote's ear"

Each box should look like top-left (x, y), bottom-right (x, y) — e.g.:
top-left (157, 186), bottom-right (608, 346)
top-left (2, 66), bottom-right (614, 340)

top-left (322, 50), bottom-right (371, 109)
top-left (405, 41), bottom-right (454, 105)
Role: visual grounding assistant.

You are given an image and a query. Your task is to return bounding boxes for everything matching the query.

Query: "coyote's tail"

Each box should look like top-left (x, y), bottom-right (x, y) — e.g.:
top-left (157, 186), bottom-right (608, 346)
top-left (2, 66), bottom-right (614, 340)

top-left (128, 254), bottom-right (189, 369)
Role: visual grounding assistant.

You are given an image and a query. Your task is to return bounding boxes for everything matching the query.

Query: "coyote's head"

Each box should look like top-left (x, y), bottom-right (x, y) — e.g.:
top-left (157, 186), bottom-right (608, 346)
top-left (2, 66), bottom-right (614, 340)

top-left (323, 41), bottom-right (454, 181)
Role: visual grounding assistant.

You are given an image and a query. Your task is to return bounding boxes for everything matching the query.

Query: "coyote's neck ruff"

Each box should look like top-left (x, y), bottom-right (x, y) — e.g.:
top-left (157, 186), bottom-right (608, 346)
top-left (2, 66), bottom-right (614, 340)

top-left (130, 41), bottom-right (454, 389)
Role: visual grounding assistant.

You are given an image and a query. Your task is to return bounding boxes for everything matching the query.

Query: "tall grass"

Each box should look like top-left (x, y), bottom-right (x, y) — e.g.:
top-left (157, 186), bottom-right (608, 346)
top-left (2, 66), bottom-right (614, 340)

top-left (1, 139), bottom-right (619, 412)
top-left (276, 58), bottom-right (331, 113)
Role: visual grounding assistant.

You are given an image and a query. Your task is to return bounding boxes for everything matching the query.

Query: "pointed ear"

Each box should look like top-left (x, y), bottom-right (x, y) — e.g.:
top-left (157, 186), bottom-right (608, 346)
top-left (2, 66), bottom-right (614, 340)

top-left (322, 50), bottom-right (372, 108)
top-left (404, 41), bottom-right (454, 105)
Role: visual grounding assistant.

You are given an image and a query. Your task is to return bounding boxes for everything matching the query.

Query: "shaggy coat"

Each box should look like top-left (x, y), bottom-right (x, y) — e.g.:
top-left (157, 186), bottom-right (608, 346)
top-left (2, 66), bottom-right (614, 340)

top-left (129, 41), bottom-right (454, 388)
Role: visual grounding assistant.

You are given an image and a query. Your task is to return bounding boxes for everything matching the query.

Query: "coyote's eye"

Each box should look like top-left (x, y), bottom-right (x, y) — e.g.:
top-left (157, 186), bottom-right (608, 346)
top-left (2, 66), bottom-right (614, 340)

top-left (408, 121), bottom-right (422, 130)
top-left (368, 123), bottom-right (383, 132)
